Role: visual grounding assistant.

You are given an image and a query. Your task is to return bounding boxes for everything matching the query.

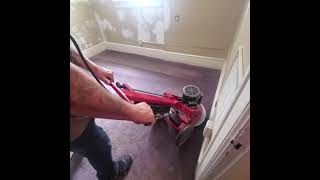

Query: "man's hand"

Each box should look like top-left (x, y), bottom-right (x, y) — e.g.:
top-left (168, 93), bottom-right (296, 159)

top-left (127, 102), bottom-right (155, 125)
top-left (93, 66), bottom-right (114, 85)
top-left (70, 47), bottom-right (114, 85)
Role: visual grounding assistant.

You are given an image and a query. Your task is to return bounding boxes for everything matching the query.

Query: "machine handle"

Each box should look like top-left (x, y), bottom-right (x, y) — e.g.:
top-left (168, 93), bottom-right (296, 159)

top-left (110, 82), bottom-right (152, 126)
top-left (110, 82), bottom-right (132, 103)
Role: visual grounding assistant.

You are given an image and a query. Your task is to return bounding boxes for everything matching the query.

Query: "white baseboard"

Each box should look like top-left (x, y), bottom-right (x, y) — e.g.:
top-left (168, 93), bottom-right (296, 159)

top-left (82, 42), bottom-right (224, 69)
top-left (82, 42), bottom-right (109, 58)
top-left (104, 42), bottom-right (224, 69)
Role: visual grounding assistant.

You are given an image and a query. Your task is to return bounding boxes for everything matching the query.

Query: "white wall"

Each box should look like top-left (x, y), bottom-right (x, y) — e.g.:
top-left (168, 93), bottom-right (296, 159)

top-left (208, 0), bottom-right (250, 120)
top-left (71, 0), bottom-right (247, 59)
top-left (224, 1), bottom-right (250, 79)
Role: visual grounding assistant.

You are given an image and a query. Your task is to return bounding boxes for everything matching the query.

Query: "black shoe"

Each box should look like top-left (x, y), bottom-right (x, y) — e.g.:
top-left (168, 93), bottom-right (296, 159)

top-left (113, 154), bottom-right (133, 179)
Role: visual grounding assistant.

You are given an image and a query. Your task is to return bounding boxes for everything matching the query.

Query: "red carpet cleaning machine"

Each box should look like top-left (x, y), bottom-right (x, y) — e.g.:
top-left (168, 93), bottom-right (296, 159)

top-left (71, 35), bottom-right (207, 146)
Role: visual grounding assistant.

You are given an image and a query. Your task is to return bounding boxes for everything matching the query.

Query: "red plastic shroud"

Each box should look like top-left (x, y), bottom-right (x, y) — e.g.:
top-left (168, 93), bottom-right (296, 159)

top-left (112, 83), bottom-right (203, 131)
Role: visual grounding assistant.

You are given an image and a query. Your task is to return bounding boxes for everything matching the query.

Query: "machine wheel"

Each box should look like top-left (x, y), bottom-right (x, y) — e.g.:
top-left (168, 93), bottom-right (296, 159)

top-left (176, 124), bottom-right (194, 146)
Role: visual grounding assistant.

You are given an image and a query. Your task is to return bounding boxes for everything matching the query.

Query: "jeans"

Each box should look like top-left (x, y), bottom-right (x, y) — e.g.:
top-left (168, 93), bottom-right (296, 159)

top-left (70, 119), bottom-right (118, 180)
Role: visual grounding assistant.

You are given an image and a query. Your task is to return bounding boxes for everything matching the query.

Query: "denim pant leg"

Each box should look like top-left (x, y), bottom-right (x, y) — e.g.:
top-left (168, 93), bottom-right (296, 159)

top-left (70, 120), bottom-right (118, 180)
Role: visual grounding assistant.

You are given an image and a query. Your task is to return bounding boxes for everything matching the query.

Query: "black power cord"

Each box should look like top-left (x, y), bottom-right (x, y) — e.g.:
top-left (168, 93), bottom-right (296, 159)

top-left (70, 34), bottom-right (107, 89)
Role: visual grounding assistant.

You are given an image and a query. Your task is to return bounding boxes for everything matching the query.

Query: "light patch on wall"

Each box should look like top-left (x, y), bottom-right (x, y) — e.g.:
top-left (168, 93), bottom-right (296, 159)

top-left (163, 0), bottom-right (170, 31)
top-left (138, 24), bottom-right (151, 42)
top-left (79, 24), bottom-right (89, 36)
top-left (101, 19), bottom-right (114, 31)
top-left (71, 26), bottom-right (79, 33)
top-left (141, 9), bottom-right (156, 25)
top-left (72, 32), bottom-right (87, 49)
top-left (94, 11), bottom-right (115, 41)
top-left (121, 29), bottom-right (134, 39)
top-left (85, 20), bottom-right (96, 28)
top-left (138, 7), bottom-right (164, 44)
top-left (116, 10), bottom-right (126, 22)
top-left (70, 2), bottom-right (105, 49)
top-left (74, 0), bottom-right (88, 2)
top-left (153, 21), bottom-right (164, 44)
top-left (79, 36), bottom-right (87, 44)
top-left (131, 8), bottom-right (141, 19)
top-left (112, 0), bottom-right (162, 8)
top-left (70, 5), bottom-right (75, 12)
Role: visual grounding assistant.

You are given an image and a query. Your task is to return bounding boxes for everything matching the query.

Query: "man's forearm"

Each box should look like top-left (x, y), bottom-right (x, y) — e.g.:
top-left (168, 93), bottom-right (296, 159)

top-left (70, 46), bottom-right (99, 71)
top-left (70, 63), bottom-right (134, 120)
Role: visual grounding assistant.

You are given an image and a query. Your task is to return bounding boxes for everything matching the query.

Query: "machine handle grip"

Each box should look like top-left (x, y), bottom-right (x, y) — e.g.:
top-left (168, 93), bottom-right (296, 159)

top-left (110, 82), bottom-right (132, 103)
top-left (110, 82), bottom-right (152, 126)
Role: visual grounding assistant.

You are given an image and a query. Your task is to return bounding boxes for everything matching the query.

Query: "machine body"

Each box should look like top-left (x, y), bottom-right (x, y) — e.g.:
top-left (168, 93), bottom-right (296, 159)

top-left (111, 82), bottom-right (207, 146)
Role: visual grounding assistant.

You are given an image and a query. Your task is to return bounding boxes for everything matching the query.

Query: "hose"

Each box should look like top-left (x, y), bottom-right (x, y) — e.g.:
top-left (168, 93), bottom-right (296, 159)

top-left (70, 34), bottom-right (107, 89)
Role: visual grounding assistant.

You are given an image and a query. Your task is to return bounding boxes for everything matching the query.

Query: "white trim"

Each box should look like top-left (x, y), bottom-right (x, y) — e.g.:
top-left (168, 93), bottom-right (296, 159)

top-left (141, 40), bottom-right (164, 45)
top-left (207, 65), bottom-right (249, 162)
top-left (196, 60), bottom-right (228, 170)
top-left (81, 42), bottom-right (109, 58)
top-left (205, 105), bottom-right (250, 180)
top-left (79, 42), bottom-right (224, 69)
top-left (214, 147), bottom-right (249, 180)
top-left (211, 117), bottom-right (250, 180)
top-left (103, 42), bottom-right (224, 69)
top-left (207, 45), bottom-right (244, 122)
top-left (210, 60), bottom-right (228, 117)
top-left (197, 64), bottom-right (250, 172)
top-left (195, 65), bottom-right (250, 180)
top-left (212, 49), bottom-right (243, 133)
top-left (238, 46), bottom-right (244, 80)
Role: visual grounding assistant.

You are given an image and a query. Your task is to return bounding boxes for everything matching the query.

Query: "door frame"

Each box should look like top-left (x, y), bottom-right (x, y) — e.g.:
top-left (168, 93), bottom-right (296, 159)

top-left (197, 45), bottom-right (247, 166)
top-left (195, 65), bottom-right (250, 180)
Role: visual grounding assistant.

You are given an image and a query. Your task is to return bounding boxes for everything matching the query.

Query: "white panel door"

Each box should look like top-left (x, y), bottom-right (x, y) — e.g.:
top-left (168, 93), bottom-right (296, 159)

top-left (211, 47), bottom-right (243, 140)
